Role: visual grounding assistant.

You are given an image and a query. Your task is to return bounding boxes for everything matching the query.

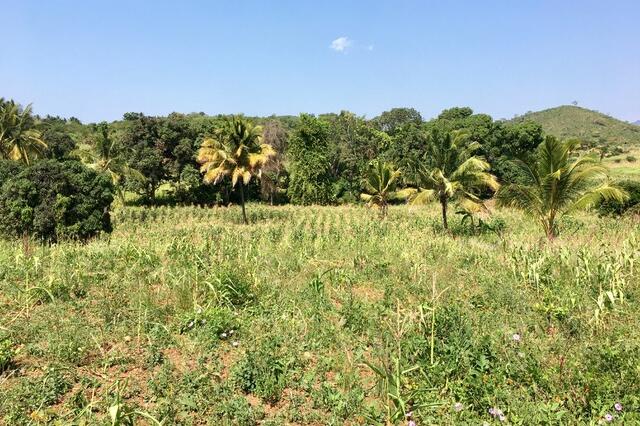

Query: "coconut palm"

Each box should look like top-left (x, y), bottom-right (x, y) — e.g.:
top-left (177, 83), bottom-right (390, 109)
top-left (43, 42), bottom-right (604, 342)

top-left (408, 128), bottom-right (499, 230)
top-left (197, 116), bottom-right (275, 224)
top-left (497, 136), bottom-right (627, 239)
top-left (0, 99), bottom-right (47, 165)
top-left (74, 122), bottom-right (142, 204)
top-left (360, 160), bottom-right (404, 218)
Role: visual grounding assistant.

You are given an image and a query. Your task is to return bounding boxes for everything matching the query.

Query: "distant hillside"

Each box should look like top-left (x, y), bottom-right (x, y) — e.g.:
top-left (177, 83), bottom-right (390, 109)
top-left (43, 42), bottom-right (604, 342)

top-left (511, 106), bottom-right (640, 153)
top-left (633, 120), bottom-right (640, 126)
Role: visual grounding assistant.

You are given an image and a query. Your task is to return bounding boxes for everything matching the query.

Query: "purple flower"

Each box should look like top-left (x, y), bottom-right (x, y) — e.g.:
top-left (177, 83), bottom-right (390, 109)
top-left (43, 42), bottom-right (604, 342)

top-left (454, 402), bottom-right (464, 412)
top-left (489, 408), bottom-right (496, 416)
top-left (614, 402), bottom-right (623, 412)
top-left (405, 411), bottom-right (413, 418)
top-left (604, 413), bottom-right (613, 422)
top-left (512, 333), bottom-right (521, 342)
top-left (407, 421), bottom-right (416, 426)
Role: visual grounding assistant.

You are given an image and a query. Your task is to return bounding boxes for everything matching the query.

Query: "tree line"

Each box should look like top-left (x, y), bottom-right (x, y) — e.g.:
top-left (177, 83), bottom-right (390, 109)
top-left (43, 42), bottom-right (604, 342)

top-left (0, 98), bottom-right (632, 241)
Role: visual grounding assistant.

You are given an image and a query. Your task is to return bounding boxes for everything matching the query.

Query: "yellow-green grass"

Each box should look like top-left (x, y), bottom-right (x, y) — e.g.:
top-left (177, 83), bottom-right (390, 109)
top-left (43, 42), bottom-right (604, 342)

top-left (0, 204), bottom-right (638, 424)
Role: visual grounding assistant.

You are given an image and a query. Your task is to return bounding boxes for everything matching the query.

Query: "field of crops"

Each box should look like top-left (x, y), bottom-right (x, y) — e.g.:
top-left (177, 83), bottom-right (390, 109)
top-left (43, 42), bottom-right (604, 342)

top-left (1, 204), bottom-right (639, 425)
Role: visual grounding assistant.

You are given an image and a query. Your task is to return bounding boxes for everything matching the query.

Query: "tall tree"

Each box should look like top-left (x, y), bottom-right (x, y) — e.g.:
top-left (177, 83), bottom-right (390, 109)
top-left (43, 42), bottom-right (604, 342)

top-left (197, 116), bottom-right (275, 224)
top-left (0, 99), bottom-right (47, 165)
top-left (259, 120), bottom-right (288, 204)
top-left (287, 114), bottom-right (335, 205)
top-left (497, 136), bottom-right (627, 239)
top-left (373, 107), bottom-right (423, 136)
top-left (408, 129), bottom-right (499, 230)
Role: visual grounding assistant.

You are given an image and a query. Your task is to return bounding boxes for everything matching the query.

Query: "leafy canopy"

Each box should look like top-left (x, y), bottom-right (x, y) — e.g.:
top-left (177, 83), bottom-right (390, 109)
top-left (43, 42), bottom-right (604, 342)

top-left (360, 160), bottom-right (404, 218)
top-left (408, 129), bottom-right (499, 229)
top-left (0, 99), bottom-right (47, 165)
top-left (497, 136), bottom-right (628, 238)
top-left (197, 116), bottom-right (275, 188)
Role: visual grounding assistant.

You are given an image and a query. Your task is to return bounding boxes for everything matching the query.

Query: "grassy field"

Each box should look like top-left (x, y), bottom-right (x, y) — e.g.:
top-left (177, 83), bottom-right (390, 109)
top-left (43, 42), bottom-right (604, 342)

top-left (604, 148), bottom-right (640, 181)
top-left (1, 204), bottom-right (639, 425)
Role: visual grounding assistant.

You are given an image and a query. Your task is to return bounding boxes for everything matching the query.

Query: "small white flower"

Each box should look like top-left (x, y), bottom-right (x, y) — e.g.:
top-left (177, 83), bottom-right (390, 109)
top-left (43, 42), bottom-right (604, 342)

top-left (454, 402), bottom-right (463, 412)
top-left (221, 332), bottom-right (228, 338)
top-left (232, 341), bottom-right (239, 347)
top-left (512, 333), bottom-right (521, 342)
top-left (229, 329), bottom-right (235, 335)
top-left (188, 320), bottom-right (194, 328)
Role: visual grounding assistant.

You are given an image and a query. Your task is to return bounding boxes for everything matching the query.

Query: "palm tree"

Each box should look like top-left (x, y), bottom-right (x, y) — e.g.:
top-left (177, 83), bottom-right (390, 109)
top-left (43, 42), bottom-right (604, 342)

top-left (497, 136), bottom-right (627, 239)
top-left (408, 129), bottom-right (499, 230)
top-left (197, 116), bottom-right (275, 224)
top-left (0, 99), bottom-right (47, 165)
top-left (360, 160), bottom-right (404, 218)
top-left (74, 122), bottom-right (142, 204)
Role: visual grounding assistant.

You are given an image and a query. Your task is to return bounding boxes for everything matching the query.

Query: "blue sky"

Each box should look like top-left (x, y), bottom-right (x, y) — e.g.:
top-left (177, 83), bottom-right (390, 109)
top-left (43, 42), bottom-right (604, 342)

top-left (2, 1), bottom-right (639, 123)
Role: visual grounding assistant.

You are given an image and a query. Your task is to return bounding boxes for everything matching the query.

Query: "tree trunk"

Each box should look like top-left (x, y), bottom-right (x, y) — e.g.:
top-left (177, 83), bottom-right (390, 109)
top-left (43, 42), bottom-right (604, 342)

top-left (441, 196), bottom-right (448, 230)
top-left (239, 184), bottom-right (248, 225)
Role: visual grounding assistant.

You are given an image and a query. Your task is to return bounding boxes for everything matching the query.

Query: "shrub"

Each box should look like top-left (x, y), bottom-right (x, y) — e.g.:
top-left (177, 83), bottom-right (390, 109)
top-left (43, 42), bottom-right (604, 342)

top-left (0, 160), bottom-right (22, 186)
top-left (598, 180), bottom-right (640, 216)
top-left (0, 160), bottom-right (114, 242)
top-left (0, 335), bottom-right (14, 372)
top-left (232, 339), bottom-right (293, 404)
top-left (626, 155), bottom-right (637, 162)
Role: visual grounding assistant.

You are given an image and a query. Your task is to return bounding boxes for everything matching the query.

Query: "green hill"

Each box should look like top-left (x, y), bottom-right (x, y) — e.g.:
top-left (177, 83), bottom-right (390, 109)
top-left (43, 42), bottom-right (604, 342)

top-left (511, 105), bottom-right (640, 153)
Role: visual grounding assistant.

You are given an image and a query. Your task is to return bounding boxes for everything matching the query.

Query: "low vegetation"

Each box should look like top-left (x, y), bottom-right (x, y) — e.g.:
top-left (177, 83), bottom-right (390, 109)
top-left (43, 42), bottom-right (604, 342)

top-left (1, 205), bottom-right (639, 424)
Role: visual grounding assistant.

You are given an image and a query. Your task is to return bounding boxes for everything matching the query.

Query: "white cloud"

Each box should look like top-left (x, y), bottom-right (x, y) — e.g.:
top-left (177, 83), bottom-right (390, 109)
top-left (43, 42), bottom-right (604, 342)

top-left (366, 44), bottom-right (374, 51)
top-left (330, 36), bottom-right (352, 52)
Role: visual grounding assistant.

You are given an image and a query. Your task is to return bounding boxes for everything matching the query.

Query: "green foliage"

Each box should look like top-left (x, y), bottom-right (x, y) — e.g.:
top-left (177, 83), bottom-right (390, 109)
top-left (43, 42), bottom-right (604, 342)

top-left (287, 114), bottom-right (335, 205)
top-left (1, 204), bottom-right (639, 424)
top-left (232, 338), bottom-right (293, 404)
top-left (0, 334), bottom-right (14, 372)
top-left (0, 98), bottom-right (48, 165)
top-left (408, 128), bottom-right (499, 229)
top-left (360, 160), bottom-right (404, 218)
top-left (197, 116), bottom-right (275, 223)
top-left (497, 136), bottom-right (628, 238)
top-left (598, 179), bottom-right (640, 216)
top-left (372, 107), bottom-right (423, 136)
top-left (0, 160), bottom-right (114, 242)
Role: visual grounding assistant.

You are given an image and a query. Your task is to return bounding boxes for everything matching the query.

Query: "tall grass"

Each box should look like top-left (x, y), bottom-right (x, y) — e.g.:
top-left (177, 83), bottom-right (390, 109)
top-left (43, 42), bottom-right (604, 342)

top-left (0, 204), bottom-right (638, 424)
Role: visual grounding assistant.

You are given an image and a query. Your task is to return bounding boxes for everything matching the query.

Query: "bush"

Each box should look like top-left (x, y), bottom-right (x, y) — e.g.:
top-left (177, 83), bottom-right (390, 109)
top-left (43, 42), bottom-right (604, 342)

top-left (0, 160), bottom-right (22, 187)
top-left (0, 335), bottom-right (14, 372)
top-left (598, 180), bottom-right (640, 216)
top-left (627, 155), bottom-right (637, 163)
top-left (0, 160), bottom-right (114, 242)
top-left (232, 339), bottom-right (293, 404)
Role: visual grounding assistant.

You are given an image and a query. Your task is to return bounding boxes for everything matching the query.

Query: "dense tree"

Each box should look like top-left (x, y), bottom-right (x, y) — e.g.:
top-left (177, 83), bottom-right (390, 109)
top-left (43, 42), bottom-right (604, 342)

top-left (75, 122), bottom-right (142, 204)
top-left (197, 116), bottom-right (275, 224)
top-left (483, 121), bottom-right (544, 183)
top-left (287, 114), bottom-right (335, 205)
top-left (0, 99), bottom-right (47, 165)
top-left (39, 117), bottom-right (77, 160)
top-left (408, 129), bottom-right (499, 230)
top-left (373, 107), bottom-right (423, 136)
top-left (119, 114), bottom-right (168, 199)
top-left (326, 111), bottom-right (390, 202)
top-left (0, 160), bottom-right (113, 242)
top-left (360, 160), bottom-right (404, 218)
top-left (259, 120), bottom-right (289, 204)
top-left (497, 136), bottom-right (627, 239)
